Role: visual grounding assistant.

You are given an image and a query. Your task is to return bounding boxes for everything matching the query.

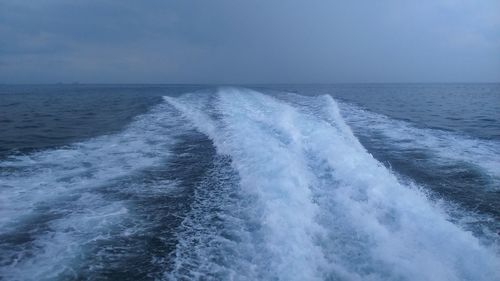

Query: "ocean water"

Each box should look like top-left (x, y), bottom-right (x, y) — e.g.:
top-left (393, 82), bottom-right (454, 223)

top-left (0, 84), bottom-right (499, 281)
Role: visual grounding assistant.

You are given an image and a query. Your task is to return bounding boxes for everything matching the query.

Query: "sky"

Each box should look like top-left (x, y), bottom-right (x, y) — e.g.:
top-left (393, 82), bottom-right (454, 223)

top-left (0, 0), bottom-right (499, 83)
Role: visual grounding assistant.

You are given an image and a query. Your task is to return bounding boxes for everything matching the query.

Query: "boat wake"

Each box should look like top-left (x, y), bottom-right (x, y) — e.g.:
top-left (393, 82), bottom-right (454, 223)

top-left (164, 88), bottom-right (499, 281)
top-left (1, 87), bottom-right (498, 281)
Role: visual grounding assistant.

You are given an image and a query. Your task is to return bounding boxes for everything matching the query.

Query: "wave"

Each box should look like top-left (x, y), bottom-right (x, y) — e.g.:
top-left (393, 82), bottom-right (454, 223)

top-left (275, 92), bottom-right (500, 239)
top-left (165, 88), bottom-right (499, 281)
top-left (338, 102), bottom-right (500, 185)
top-left (1, 87), bottom-right (498, 280)
top-left (0, 101), bottom-right (187, 280)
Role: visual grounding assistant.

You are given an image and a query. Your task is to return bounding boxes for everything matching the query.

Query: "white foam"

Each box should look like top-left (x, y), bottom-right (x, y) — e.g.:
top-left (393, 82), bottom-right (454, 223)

top-left (166, 88), bottom-right (500, 281)
top-left (338, 102), bottom-right (500, 184)
top-left (0, 101), bottom-right (186, 280)
top-left (1, 193), bottom-right (129, 280)
top-left (166, 90), bottom-right (328, 280)
top-left (0, 101), bottom-right (183, 230)
top-left (167, 154), bottom-right (261, 280)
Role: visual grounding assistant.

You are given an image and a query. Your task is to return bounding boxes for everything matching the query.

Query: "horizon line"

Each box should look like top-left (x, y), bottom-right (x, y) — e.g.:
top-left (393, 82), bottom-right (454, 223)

top-left (1, 82), bottom-right (500, 86)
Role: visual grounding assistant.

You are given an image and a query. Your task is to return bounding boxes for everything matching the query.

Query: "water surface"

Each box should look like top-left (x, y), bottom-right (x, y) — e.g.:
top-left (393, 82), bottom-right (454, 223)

top-left (0, 84), bottom-right (499, 280)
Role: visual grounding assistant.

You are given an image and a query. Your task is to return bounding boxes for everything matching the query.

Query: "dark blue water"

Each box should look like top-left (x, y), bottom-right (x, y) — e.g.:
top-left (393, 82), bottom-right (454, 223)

top-left (0, 84), bottom-right (499, 280)
top-left (0, 85), bottom-right (204, 157)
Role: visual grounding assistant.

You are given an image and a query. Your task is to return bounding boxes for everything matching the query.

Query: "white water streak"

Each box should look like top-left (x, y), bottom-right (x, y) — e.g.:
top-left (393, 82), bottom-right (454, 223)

top-left (166, 88), bottom-right (500, 281)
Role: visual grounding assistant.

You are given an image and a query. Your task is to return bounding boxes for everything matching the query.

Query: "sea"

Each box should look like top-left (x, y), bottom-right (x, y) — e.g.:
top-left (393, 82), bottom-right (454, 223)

top-left (0, 84), bottom-right (499, 281)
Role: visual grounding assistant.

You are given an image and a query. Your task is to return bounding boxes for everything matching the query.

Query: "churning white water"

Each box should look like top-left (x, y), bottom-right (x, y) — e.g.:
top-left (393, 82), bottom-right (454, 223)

top-left (164, 88), bottom-right (500, 281)
top-left (1, 87), bottom-right (498, 281)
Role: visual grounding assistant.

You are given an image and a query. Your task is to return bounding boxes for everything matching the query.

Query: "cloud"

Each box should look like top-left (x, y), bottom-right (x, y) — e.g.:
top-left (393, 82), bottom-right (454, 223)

top-left (1, 0), bottom-right (499, 83)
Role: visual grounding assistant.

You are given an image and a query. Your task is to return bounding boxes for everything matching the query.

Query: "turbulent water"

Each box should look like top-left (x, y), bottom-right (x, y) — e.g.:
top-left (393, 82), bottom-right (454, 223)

top-left (0, 85), bottom-right (499, 281)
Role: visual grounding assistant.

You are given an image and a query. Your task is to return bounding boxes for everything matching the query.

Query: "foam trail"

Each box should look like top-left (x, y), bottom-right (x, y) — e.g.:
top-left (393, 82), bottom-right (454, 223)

top-left (338, 102), bottom-right (500, 184)
top-left (277, 93), bottom-right (500, 239)
top-left (0, 101), bottom-right (185, 280)
top-left (166, 88), bottom-right (499, 281)
top-left (167, 153), bottom-right (260, 280)
top-left (166, 90), bottom-right (328, 280)
top-left (301, 95), bottom-right (498, 280)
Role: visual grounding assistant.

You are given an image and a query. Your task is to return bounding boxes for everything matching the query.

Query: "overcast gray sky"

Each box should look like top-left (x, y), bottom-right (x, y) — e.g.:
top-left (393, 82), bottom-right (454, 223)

top-left (1, 0), bottom-right (499, 83)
